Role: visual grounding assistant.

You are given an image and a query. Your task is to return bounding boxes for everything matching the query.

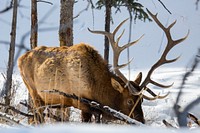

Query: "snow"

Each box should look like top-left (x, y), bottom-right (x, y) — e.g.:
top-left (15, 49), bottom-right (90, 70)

top-left (0, 67), bottom-right (200, 132)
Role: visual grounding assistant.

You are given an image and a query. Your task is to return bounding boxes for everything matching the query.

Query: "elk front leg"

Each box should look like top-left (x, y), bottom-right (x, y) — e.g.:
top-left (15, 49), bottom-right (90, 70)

top-left (21, 77), bottom-right (45, 124)
top-left (28, 93), bottom-right (45, 124)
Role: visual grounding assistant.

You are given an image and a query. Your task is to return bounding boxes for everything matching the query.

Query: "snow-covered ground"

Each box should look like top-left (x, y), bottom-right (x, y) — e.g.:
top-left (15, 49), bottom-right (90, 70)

top-left (0, 67), bottom-right (200, 132)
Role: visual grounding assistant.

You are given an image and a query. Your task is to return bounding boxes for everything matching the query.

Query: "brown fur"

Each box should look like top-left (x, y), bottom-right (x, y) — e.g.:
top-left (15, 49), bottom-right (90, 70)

top-left (18, 43), bottom-right (144, 123)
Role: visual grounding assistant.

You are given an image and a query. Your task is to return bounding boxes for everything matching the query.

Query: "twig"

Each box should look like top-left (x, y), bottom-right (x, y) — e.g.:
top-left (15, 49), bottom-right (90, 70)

top-left (19, 101), bottom-right (64, 121)
top-left (42, 89), bottom-right (144, 126)
top-left (0, 112), bottom-right (27, 127)
top-left (0, 103), bottom-right (33, 118)
top-left (37, 0), bottom-right (53, 5)
top-left (196, 0), bottom-right (200, 10)
top-left (45, 108), bottom-right (62, 121)
top-left (73, 0), bottom-right (90, 19)
top-left (0, 0), bottom-right (13, 14)
top-left (0, 40), bottom-right (29, 51)
top-left (13, 6), bottom-right (57, 64)
top-left (163, 120), bottom-right (177, 128)
top-left (13, 27), bottom-right (58, 64)
top-left (19, 100), bottom-right (31, 109)
top-left (157, 0), bottom-right (172, 14)
top-left (1, 73), bottom-right (6, 80)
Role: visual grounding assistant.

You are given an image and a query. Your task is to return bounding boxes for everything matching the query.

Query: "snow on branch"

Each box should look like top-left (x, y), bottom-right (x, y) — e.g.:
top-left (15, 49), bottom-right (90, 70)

top-left (42, 89), bottom-right (144, 126)
top-left (0, 112), bottom-right (28, 127)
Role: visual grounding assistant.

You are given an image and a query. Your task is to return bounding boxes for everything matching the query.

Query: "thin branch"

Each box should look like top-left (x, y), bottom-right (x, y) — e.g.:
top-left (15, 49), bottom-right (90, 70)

top-left (0, 40), bottom-right (29, 51)
top-left (45, 108), bottom-right (62, 121)
top-left (73, 0), bottom-right (90, 19)
top-left (0, 103), bottom-right (33, 118)
top-left (0, 112), bottom-right (28, 127)
top-left (157, 0), bottom-right (172, 14)
top-left (0, 0), bottom-right (13, 14)
top-left (174, 49), bottom-right (200, 127)
top-left (162, 120), bottom-right (177, 128)
top-left (19, 101), bottom-right (65, 122)
top-left (196, 0), bottom-right (200, 10)
top-left (1, 73), bottom-right (6, 80)
top-left (13, 5), bottom-right (57, 64)
top-left (14, 27), bottom-right (58, 64)
top-left (37, 0), bottom-right (53, 5)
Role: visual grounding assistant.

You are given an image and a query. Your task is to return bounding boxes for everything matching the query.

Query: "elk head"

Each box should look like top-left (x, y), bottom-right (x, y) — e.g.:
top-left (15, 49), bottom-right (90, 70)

top-left (88, 9), bottom-right (189, 122)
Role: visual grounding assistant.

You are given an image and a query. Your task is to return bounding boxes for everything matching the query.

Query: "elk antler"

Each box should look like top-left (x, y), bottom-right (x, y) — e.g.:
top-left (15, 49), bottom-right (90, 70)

top-left (140, 9), bottom-right (189, 100)
top-left (88, 19), bottom-right (144, 95)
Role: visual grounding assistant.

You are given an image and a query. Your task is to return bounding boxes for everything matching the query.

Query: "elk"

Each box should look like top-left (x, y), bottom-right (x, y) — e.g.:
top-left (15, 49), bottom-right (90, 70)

top-left (18, 10), bottom-right (188, 124)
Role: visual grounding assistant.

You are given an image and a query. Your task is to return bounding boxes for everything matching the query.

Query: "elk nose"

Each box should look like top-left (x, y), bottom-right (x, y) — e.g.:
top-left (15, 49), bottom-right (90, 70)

top-left (136, 117), bottom-right (145, 124)
top-left (140, 118), bottom-right (145, 124)
top-left (133, 114), bottom-right (145, 124)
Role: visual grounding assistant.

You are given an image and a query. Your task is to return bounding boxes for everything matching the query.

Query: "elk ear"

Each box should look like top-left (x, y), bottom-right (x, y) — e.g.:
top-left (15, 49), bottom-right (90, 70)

top-left (111, 78), bottom-right (124, 93)
top-left (134, 72), bottom-right (142, 85)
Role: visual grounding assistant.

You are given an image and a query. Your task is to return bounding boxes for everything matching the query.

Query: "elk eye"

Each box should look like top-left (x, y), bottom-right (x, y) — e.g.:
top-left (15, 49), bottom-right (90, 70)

top-left (127, 99), bottom-right (134, 105)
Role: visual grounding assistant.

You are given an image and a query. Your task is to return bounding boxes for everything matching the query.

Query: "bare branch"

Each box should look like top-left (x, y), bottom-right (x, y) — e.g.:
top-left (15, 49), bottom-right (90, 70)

top-left (37, 0), bottom-right (53, 5)
top-left (1, 73), bottom-right (6, 80)
top-left (0, 112), bottom-right (28, 127)
top-left (13, 5), bottom-right (57, 64)
top-left (0, 40), bottom-right (29, 51)
top-left (196, 0), bottom-right (200, 10)
top-left (0, 102), bottom-right (33, 118)
top-left (174, 49), bottom-right (200, 127)
top-left (42, 89), bottom-right (144, 125)
top-left (163, 120), bottom-right (177, 128)
top-left (0, 0), bottom-right (13, 14)
top-left (73, 0), bottom-right (90, 19)
top-left (157, 0), bottom-right (172, 14)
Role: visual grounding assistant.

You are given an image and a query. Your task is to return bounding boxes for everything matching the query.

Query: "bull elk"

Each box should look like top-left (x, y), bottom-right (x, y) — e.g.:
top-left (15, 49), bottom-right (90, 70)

top-left (18, 10), bottom-right (188, 124)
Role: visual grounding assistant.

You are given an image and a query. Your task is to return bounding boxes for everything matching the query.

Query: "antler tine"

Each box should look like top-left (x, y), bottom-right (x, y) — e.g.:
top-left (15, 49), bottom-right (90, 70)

top-left (121, 34), bottom-right (145, 52)
top-left (144, 87), bottom-right (170, 99)
top-left (143, 91), bottom-right (170, 100)
top-left (140, 9), bottom-right (189, 99)
top-left (113, 18), bottom-right (129, 36)
top-left (88, 28), bottom-right (111, 39)
top-left (150, 80), bottom-right (174, 88)
top-left (174, 30), bottom-right (190, 45)
top-left (116, 57), bottom-right (134, 69)
top-left (89, 19), bottom-right (144, 95)
top-left (143, 93), bottom-right (160, 101)
top-left (116, 29), bottom-right (125, 46)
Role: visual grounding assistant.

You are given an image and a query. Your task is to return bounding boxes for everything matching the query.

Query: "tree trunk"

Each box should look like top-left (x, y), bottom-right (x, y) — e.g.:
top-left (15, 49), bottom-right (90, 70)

top-left (29, 0), bottom-right (38, 123)
top-left (30, 0), bottom-right (38, 49)
top-left (58, 0), bottom-right (74, 121)
top-left (104, 0), bottom-right (111, 62)
top-left (59, 0), bottom-right (74, 46)
top-left (4, 0), bottom-right (18, 108)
